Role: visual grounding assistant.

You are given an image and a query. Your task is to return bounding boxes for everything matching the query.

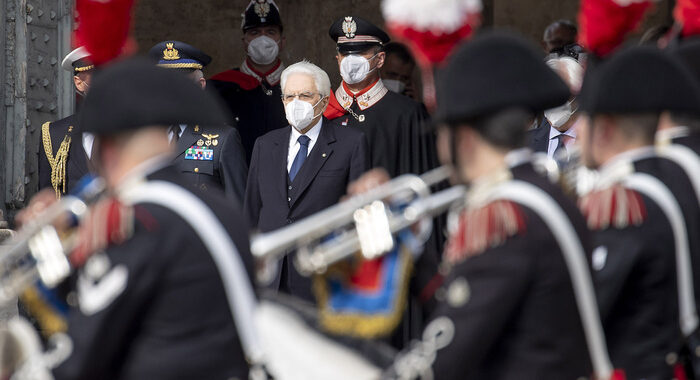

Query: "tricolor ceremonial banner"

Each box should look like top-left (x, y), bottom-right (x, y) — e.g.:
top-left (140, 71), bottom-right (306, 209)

top-left (313, 244), bottom-right (413, 339)
top-left (674, 0), bottom-right (700, 38)
top-left (578, 0), bottom-right (656, 57)
top-left (74, 0), bottom-right (138, 65)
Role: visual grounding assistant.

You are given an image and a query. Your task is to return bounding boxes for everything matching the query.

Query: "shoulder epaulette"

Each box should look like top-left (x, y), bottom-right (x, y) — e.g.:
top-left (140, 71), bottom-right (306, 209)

top-left (444, 200), bottom-right (526, 264)
top-left (578, 185), bottom-right (647, 230)
top-left (41, 121), bottom-right (73, 199)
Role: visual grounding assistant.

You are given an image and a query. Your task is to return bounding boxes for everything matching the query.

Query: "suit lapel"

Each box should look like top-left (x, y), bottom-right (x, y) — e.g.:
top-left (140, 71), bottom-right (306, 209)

top-left (289, 122), bottom-right (335, 207)
top-left (533, 119), bottom-right (551, 153)
top-left (175, 126), bottom-right (200, 158)
top-left (274, 128), bottom-right (291, 201)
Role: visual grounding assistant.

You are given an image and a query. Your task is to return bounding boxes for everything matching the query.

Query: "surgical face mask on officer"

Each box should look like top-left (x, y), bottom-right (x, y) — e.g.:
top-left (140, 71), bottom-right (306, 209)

top-left (247, 36), bottom-right (279, 65)
top-left (285, 97), bottom-right (325, 131)
top-left (382, 79), bottom-right (406, 94)
top-left (340, 53), bottom-right (379, 84)
top-left (544, 99), bottom-right (577, 129)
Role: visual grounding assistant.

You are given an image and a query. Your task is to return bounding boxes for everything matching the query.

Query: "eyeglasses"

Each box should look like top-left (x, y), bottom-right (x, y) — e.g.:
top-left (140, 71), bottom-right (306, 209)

top-left (281, 92), bottom-right (319, 102)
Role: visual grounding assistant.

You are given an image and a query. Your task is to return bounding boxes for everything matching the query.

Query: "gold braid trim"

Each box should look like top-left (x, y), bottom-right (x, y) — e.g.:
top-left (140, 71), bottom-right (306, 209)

top-left (157, 62), bottom-right (203, 70)
top-left (74, 65), bottom-right (94, 72)
top-left (20, 287), bottom-right (68, 338)
top-left (312, 247), bottom-right (413, 339)
top-left (41, 121), bottom-right (71, 199)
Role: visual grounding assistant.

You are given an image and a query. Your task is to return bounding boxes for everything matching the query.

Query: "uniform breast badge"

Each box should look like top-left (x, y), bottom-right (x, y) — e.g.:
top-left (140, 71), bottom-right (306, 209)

top-left (202, 133), bottom-right (220, 148)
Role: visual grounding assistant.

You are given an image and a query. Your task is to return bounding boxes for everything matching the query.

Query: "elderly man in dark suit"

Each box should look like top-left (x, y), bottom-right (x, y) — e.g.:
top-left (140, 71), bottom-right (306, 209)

top-left (244, 60), bottom-right (369, 302)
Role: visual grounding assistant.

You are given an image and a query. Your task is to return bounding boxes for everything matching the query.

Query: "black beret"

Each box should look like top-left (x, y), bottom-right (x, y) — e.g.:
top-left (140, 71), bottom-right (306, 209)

top-left (148, 41), bottom-right (212, 70)
top-left (673, 38), bottom-right (700, 87)
top-left (79, 58), bottom-right (228, 136)
top-left (329, 16), bottom-right (390, 55)
top-left (242, 0), bottom-right (282, 32)
top-left (579, 46), bottom-right (700, 115)
top-left (435, 31), bottom-right (570, 124)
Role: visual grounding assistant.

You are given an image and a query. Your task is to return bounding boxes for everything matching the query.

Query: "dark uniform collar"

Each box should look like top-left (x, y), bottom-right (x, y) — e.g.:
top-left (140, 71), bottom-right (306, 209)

top-left (335, 78), bottom-right (388, 111)
top-left (241, 58), bottom-right (284, 86)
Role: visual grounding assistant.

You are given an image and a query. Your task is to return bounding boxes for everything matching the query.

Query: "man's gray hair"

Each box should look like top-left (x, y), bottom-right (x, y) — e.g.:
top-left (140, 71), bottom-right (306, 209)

top-left (280, 60), bottom-right (331, 97)
top-left (546, 56), bottom-right (583, 94)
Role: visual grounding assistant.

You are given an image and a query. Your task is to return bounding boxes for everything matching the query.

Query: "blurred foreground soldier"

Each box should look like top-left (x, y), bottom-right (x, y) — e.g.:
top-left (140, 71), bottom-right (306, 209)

top-left (529, 55), bottom-right (584, 164)
top-left (325, 16), bottom-right (437, 177)
top-left (29, 60), bottom-right (259, 379)
top-left (210, 0), bottom-right (287, 163)
top-left (380, 42), bottom-right (417, 99)
top-left (149, 40), bottom-right (248, 204)
top-left (663, 39), bottom-right (700, 155)
top-left (244, 61), bottom-right (368, 302)
top-left (39, 47), bottom-right (96, 198)
top-left (542, 19), bottom-right (578, 54)
top-left (577, 46), bottom-right (700, 378)
top-left (376, 32), bottom-right (614, 380)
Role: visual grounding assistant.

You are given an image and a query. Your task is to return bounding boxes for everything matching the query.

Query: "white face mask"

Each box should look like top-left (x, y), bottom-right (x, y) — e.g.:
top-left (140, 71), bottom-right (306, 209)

top-left (340, 54), bottom-right (378, 84)
top-left (544, 99), bottom-right (577, 129)
top-left (382, 79), bottom-right (406, 94)
top-left (285, 97), bottom-right (325, 131)
top-left (247, 36), bottom-right (279, 65)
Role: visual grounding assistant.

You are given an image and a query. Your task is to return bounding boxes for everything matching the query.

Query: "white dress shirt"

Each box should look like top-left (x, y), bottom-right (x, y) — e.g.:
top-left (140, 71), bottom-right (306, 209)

top-left (83, 132), bottom-right (95, 159)
top-left (547, 124), bottom-right (577, 159)
top-left (287, 118), bottom-right (323, 173)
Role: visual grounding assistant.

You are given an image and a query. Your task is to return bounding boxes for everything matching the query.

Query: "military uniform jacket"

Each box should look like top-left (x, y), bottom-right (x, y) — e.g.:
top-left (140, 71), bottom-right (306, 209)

top-left (209, 60), bottom-right (287, 164)
top-left (628, 148), bottom-right (700, 310)
top-left (328, 79), bottom-right (438, 177)
top-left (394, 164), bottom-right (592, 380)
top-left (578, 154), bottom-right (679, 379)
top-left (243, 119), bottom-right (369, 300)
top-left (53, 165), bottom-right (255, 380)
top-left (172, 124), bottom-right (248, 205)
top-left (39, 114), bottom-right (92, 195)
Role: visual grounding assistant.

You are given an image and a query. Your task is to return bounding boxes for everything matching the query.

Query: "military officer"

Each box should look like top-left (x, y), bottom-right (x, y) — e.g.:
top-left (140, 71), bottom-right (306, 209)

top-left (325, 16), bottom-right (438, 178)
top-left (576, 46), bottom-right (700, 379)
top-left (18, 59), bottom-right (260, 379)
top-left (350, 32), bottom-right (608, 380)
top-left (38, 47), bottom-right (96, 198)
top-left (149, 40), bottom-right (248, 205)
top-left (209, 0), bottom-right (288, 164)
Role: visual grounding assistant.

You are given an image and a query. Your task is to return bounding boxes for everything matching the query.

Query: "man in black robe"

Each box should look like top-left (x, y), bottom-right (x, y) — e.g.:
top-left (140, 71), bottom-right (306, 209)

top-left (325, 16), bottom-right (438, 178)
top-left (209, 0), bottom-right (287, 164)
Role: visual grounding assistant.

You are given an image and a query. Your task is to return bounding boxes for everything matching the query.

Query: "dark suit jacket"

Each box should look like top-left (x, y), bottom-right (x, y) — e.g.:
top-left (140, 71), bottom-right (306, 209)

top-left (39, 114), bottom-right (92, 195)
top-left (527, 118), bottom-right (551, 154)
top-left (172, 125), bottom-right (248, 206)
top-left (244, 118), bottom-right (369, 301)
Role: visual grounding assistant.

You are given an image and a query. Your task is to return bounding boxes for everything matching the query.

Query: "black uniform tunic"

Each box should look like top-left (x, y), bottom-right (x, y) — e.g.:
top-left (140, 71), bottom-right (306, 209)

top-left (391, 163), bottom-right (593, 380)
top-left (579, 155), bottom-right (680, 379)
top-left (171, 124), bottom-right (248, 205)
top-left (53, 165), bottom-right (255, 380)
top-left (329, 80), bottom-right (438, 177)
top-left (39, 114), bottom-right (92, 195)
top-left (209, 60), bottom-right (287, 164)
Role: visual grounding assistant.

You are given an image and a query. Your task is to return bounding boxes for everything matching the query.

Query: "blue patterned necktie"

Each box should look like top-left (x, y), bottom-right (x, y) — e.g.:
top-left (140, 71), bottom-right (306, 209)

top-left (553, 133), bottom-right (569, 164)
top-left (289, 135), bottom-right (311, 182)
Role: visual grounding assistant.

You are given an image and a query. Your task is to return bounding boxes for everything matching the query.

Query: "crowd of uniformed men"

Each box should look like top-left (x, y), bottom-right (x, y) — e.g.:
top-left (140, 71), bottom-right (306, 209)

top-left (12, 0), bottom-right (700, 379)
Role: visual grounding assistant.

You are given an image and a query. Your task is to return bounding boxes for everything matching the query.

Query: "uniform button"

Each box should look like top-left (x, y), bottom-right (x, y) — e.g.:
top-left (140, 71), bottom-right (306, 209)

top-left (287, 197), bottom-right (291, 202)
top-left (194, 167), bottom-right (199, 173)
top-left (288, 186), bottom-right (292, 190)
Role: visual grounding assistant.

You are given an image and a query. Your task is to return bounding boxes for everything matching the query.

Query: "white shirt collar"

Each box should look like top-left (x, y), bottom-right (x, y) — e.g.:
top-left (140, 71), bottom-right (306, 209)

top-left (290, 117), bottom-right (322, 144)
top-left (656, 125), bottom-right (690, 146)
top-left (549, 125), bottom-right (577, 140)
top-left (595, 146), bottom-right (656, 188)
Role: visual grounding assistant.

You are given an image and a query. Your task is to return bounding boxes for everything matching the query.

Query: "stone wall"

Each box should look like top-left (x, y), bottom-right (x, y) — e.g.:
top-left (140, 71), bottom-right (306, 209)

top-left (133, 0), bottom-right (675, 89)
